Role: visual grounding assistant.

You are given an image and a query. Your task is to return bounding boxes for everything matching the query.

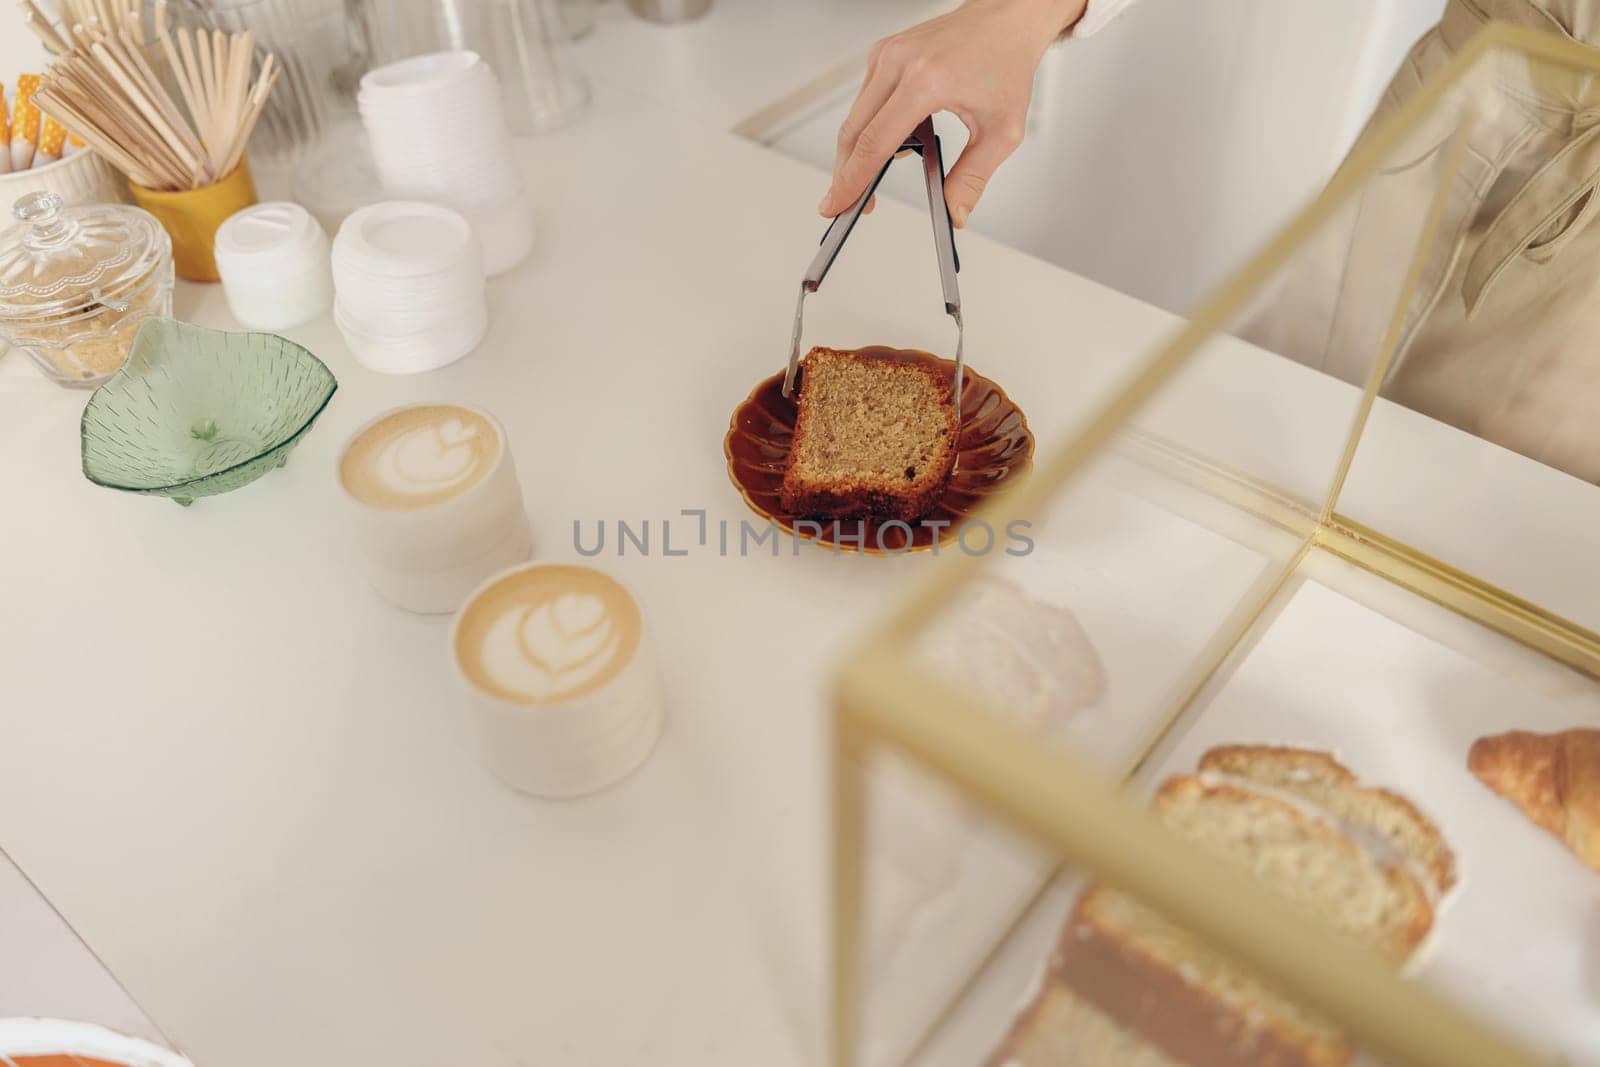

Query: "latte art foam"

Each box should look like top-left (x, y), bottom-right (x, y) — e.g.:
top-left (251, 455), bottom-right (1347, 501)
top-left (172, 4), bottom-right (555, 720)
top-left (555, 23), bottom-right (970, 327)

top-left (456, 565), bottom-right (642, 704)
top-left (341, 404), bottom-right (499, 510)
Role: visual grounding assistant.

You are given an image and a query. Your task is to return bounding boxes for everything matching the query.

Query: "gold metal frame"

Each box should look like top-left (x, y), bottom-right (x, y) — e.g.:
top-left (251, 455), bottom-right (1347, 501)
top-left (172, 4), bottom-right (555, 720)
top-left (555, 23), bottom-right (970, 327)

top-left (832, 22), bottom-right (1600, 1067)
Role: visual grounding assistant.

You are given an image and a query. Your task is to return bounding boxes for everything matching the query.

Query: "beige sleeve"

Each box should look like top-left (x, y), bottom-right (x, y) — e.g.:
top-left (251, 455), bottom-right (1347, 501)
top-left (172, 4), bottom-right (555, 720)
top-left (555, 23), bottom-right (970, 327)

top-left (1066, 0), bottom-right (1141, 37)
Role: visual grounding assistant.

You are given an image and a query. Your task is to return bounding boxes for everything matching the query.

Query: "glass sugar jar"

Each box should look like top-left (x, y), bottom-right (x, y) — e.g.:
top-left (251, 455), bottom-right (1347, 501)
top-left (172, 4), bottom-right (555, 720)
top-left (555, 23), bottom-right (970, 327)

top-left (0, 191), bottom-right (175, 388)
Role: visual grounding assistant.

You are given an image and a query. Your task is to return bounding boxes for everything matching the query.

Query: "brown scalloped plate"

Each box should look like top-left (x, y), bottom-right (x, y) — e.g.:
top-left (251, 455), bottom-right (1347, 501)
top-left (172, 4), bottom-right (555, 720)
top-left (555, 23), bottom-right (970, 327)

top-left (723, 346), bottom-right (1035, 554)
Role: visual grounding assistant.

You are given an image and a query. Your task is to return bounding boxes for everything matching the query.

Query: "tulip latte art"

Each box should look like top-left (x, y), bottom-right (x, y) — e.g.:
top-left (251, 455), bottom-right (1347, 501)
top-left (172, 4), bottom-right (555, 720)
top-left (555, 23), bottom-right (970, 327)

top-left (456, 565), bottom-right (642, 703)
top-left (340, 404), bottom-right (499, 509)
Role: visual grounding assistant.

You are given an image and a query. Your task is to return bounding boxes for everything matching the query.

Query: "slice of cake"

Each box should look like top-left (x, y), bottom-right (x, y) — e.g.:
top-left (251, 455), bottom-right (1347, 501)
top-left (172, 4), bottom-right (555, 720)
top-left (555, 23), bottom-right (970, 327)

top-left (993, 750), bottom-right (1451, 1067)
top-left (781, 346), bottom-right (960, 522)
top-left (996, 983), bottom-right (1189, 1067)
top-left (1198, 745), bottom-right (1457, 896)
top-left (916, 575), bottom-right (1108, 734)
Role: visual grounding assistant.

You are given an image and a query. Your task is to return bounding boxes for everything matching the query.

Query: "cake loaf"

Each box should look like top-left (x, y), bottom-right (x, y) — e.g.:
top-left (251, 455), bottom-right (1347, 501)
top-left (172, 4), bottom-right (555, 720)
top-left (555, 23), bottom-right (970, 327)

top-left (993, 748), bottom-right (1453, 1067)
top-left (780, 346), bottom-right (960, 523)
top-left (1199, 744), bottom-right (1456, 895)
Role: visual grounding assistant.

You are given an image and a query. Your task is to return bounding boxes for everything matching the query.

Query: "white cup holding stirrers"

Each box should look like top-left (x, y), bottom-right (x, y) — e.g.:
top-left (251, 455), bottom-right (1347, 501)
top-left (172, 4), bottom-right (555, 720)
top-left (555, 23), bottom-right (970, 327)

top-left (452, 562), bottom-right (667, 798)
top-left (335, 402), bottom-right (533, 614)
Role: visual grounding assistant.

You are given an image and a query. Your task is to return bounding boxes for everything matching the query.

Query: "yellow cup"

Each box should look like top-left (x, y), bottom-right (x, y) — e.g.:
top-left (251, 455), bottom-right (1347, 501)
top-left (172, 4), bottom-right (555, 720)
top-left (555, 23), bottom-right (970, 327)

top-left (129, 159), bottom-right (258, 283)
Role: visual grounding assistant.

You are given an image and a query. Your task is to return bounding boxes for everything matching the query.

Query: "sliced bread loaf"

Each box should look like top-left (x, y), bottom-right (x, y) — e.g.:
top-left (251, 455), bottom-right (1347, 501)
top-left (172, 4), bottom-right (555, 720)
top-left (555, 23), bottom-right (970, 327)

top-left (1197, 745), bottom-right (1456, 896)
top-left (991, 983), bottom-right (1187, 1067)
top-left (1146, 776), bottom-right (1434, 961)
top-left (994, 758), bottom-right (1445, 1067)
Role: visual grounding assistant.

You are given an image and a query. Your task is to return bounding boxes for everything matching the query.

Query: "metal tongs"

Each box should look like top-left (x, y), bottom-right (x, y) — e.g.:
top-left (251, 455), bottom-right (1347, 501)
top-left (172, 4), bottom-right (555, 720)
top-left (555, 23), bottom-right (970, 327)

top-left (783, 115), bottom-right (965, 416)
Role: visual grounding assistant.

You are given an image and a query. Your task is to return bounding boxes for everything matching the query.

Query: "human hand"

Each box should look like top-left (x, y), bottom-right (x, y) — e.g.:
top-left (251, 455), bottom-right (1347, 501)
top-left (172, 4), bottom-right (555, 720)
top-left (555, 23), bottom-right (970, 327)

top-left (820, 0), bottom-right (1087, 228)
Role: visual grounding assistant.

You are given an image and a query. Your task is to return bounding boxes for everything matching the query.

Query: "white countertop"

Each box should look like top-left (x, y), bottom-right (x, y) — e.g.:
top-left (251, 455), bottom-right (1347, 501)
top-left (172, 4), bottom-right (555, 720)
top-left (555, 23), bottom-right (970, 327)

top-left (0, 848), bottom-right (173, 1049)
top-left (3, 3), bottom-right (1600, 1065)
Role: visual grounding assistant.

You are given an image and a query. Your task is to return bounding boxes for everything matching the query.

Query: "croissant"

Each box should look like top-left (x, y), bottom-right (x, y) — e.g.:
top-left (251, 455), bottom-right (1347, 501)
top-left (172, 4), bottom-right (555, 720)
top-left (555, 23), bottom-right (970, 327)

top-left (1468, 728), bottom-right (1600, 872)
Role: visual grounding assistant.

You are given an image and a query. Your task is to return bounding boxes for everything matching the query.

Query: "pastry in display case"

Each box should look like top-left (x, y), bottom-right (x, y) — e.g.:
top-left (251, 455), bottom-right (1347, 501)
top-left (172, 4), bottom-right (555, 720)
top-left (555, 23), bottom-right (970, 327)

top-left (995, 747), bottom-right (1453, 1066)
top-left (830, 22), bottom-right (1600, 1067)
top-left (1469, 728), bottom-right (1600, 873)
top-left (917, 574), bottom-right (1106, 733)
top-left (858, 576), bottom-right (1104, 975)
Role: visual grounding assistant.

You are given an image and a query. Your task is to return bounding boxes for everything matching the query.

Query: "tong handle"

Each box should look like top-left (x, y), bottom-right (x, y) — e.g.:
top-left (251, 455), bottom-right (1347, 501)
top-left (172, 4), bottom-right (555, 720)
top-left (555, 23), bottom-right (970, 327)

top-left (917, 120), bottom-right (962, 317)
top-left (802, 116), bottom-right (961, 299)
top-left (785, 116), bottom-right (965, 409)
top-left (803, 159), bottom-right (892, 292)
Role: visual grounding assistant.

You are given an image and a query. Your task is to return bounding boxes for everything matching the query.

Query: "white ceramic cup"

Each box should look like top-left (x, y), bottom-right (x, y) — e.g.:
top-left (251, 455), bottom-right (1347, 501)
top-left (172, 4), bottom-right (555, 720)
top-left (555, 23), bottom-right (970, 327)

top-left (335, 402), bottom-right (533, 613)
top-left (451, 562), bottom-right (666, 798)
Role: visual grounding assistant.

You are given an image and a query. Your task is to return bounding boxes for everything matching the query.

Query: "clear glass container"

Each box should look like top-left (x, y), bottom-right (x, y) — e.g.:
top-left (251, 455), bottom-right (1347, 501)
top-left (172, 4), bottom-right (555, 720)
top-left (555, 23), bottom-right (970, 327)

top-left (173, 0), bottom-right (356, 166)
top-left (827, 22), bottom-right (1600, 1067)
top-left (357, 0), bottom-right (590, 133)
top-left (0, 192), bottom-right (175, 388)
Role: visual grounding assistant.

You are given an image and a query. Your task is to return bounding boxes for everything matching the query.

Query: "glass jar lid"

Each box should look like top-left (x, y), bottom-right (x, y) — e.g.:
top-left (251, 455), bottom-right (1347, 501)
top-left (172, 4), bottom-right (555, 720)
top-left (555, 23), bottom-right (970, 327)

top-left (0, 192), bottom-right (171, 323)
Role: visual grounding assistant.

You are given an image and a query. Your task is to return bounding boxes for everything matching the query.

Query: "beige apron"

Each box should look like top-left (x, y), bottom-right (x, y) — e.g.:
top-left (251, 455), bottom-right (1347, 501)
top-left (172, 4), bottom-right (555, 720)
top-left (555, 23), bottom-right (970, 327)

top-left (1250, 0), bottom-right (1600, 482)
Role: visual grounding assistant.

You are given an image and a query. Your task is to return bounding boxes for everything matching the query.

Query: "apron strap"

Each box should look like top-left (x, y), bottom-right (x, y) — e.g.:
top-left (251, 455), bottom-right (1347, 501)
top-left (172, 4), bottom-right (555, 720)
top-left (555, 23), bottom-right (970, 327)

top-left (1461, 112), bottom-right (1600, 316)
top-left (1439, 0), bottom-right (1567, 53)
top-left (1439, 0), bottom-right (1600, 316)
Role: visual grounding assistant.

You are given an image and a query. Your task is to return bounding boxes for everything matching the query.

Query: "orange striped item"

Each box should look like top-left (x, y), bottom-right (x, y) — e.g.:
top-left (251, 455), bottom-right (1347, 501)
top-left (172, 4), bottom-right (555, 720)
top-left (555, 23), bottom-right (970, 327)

top-left (10, 73), bottom-right (41, 172)
top-left (0, 81), bottom-right (9, 175)
top-left (37, 114), bottom-right (67, 162)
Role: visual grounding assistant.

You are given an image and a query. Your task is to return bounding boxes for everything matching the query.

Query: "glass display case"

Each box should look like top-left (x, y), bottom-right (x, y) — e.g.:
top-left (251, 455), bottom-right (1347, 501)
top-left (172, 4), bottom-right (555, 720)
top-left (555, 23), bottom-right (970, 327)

top-left (834, 22), bottom-right (1600, 1067)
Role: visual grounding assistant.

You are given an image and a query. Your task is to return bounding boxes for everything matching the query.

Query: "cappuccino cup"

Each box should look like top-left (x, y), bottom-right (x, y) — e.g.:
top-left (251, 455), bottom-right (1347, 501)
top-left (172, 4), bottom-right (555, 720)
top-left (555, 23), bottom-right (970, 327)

top-left (451, 562), bottom-right (666, 797)
top-left (336, 402), bottom-right (533, 613)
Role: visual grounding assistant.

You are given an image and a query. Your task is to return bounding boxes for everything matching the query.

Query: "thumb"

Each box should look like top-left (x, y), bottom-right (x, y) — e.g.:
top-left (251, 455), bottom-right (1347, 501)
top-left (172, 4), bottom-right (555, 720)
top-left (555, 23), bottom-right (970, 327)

top-left (943, 123), bottom-right (1023, 228)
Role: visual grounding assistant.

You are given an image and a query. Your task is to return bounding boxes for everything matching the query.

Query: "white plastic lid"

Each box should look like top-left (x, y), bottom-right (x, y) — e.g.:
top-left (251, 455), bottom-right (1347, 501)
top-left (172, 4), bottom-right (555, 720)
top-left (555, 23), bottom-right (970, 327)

top-left (333, 201), bottom-right (479, 279)
top-left (359, 51), bottom-right (486, 98)
top-left (214, 202), bottom-right (327, 275)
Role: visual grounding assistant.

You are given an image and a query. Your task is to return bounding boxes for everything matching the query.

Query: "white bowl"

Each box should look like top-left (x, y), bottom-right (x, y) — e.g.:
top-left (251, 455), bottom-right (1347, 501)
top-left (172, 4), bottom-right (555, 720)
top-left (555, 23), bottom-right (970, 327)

top-left (0, 149), bottom-right (127, 210)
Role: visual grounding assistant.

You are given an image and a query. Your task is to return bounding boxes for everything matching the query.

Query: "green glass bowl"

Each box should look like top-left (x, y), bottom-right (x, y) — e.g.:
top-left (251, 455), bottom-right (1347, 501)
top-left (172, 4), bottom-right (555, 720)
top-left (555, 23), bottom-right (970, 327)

top-left (81, 319), bottom-right (338, 506)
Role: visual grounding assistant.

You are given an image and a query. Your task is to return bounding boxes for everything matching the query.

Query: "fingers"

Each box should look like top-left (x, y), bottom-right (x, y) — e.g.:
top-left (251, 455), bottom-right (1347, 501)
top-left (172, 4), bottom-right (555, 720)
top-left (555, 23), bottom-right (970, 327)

top-left (832, 44), bottom-right (898, 184)
top-left (820, 81), bottom-right (927, 218)
top-left (942, 119), bottom-right (1024, 228)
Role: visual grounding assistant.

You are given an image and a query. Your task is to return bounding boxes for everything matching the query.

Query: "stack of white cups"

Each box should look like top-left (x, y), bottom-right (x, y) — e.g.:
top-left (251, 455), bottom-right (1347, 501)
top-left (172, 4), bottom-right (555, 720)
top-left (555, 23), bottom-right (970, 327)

top-left (358, 51), bottom-right (535, 276)
top-left (332, 201), bottom-right (489, 375)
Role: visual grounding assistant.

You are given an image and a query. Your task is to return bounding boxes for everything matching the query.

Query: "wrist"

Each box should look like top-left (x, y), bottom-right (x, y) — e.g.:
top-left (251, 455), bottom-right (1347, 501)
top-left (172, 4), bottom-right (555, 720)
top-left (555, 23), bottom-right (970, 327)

top-left (1042, 0), bottom-right (1090, 35)
top-left (966, 0), bottom-right (1089, 44)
